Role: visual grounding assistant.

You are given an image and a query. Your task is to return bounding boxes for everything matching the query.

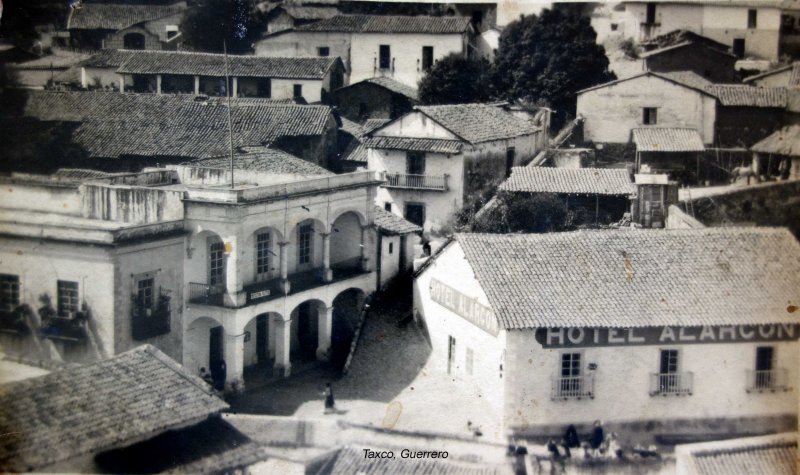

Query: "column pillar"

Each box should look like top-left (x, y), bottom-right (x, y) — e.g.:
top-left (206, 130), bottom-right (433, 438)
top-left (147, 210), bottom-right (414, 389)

top-left (279, 241), bottom-right (291, 294)
top-left (194, 75), bottom-right (200, 95)
top-left (119, 76), bottom-right (125, 93)
top-left (360, 225), bottom-right (372, 272)
top-left (316, 305), bottom-right (334, 361)
top-left (224, 330), bottom-right (245, 392)
top-left (156, 74), bottom-right (162, 94)
top-left (224, 236), bottom-right (245, 307)
top-left (232, 77), bottom-right (239, 98)
top-left (273, 317), bottom-right (292, 377)
top-left (322, 233), bottom-right (332, 282)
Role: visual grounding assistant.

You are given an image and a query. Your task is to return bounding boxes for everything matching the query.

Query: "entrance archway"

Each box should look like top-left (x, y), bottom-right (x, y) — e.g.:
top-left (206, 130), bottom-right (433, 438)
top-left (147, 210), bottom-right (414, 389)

top-left (243, 312), bottom-right (281, 385)
top-left (331, 288), bottom-right (366, 369)
top-left (290, 300), bottom-right (324, 363)
top-left (185, 316), bottom-right (224, 378)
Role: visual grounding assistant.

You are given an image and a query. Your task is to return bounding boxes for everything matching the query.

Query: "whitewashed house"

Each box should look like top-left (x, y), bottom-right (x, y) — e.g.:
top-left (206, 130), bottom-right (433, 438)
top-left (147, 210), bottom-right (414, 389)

top-left (365, 103), bottom-right (546, 233)
top-left (255, 15), bottom-right (473, 88)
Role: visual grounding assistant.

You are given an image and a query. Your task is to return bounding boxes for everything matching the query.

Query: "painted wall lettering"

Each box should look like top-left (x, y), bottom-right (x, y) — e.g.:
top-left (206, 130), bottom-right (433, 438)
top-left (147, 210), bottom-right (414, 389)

top-left (535, 324), bottom-right (800, 348)
top-left (430, 277), bottom-right (499, 336)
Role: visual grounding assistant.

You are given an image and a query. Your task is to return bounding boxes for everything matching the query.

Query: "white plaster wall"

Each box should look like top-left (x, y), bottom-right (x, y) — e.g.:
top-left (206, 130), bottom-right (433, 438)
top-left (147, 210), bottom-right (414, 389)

top-left (379, 234), bottom-right (400, 288)
top-left (271, 78), bottom-right (324, 102)
top-left (375, 111), bottom-right (461, 140)
top-left (82, 67), bottom-right (120, 89)
top-left (413, 241), bottom-right (507, 419)
top-left (350, 32), bottom-right (466, 88)
top-left (0, 237), bottom-right (116, 358)
top-left (0, 183), bottom-right (82, 215)
top-left (577, 74), bottom-right (715, 144)
top-left (504, 330), bottom-right (799, 429)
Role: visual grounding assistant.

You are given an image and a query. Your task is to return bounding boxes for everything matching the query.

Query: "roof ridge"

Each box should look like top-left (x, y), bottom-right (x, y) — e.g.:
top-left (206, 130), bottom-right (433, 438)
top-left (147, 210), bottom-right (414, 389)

top-left (140, 344), bottom-right (222, 399)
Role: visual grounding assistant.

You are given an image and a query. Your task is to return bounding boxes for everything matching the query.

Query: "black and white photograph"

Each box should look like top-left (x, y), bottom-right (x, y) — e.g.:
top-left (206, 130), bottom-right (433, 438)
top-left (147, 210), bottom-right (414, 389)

top-left (0, 0), bottom-right (798, 473)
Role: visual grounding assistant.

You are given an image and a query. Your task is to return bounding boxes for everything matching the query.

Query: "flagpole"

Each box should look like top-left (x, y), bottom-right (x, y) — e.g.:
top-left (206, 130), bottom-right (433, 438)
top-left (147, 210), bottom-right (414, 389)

top-left (224, 40), bottom-right (235, 189)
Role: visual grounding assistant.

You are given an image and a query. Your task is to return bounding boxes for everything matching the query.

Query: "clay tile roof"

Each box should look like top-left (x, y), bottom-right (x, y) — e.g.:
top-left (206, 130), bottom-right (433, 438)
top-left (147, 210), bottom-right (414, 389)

top-left (751, 125), bottom-right (800, 156)
top-left (705, 85), bottom-right (789, 107)
top-left (341, 140), bottom-right (368, 163)
top-left (319, 446), bottom-right (509, 475)
top-left (363, 136), bottom-right (463, 153)
top-left (80, 49), bottom-right (134, 68)
top-left (0, 345), bottom-right (227, 473)
top-left (640, 29), bottom-right (730, 53)
top-left (453, 228), bottom-right (800, 330)
top-left (67, 3), bottom-right (187, 31)
top-left (499, 167), bottom-right (635, 196)
top-left (632, 127), bottom-right (706, 152)
top-left (680, 433), bottom-right (798, 475)
top-left (280, 5), bottom-right (340, 20)
top-left (296, 14), bottom-right (471, 34)
top-left (373, 206), bottom-right (422, 235)
top-left (365, 77), bottom-right (419, 100)
top-left (655, 71), bottom-right (715, 91)
top-left (117, 51), bottom-right (339, 79)
top-left (415, 104), bottom-right (540, 143)
top-left (790, 63), bottom-right (800, 86)
top-left (363, 118), bottom-right (391, 135)
top-left (183, 147), bottom-right (332, 175)
top-left (339, 117), bottom-right (364, 137)
top-left (7, 91), bottom-right (333, 160)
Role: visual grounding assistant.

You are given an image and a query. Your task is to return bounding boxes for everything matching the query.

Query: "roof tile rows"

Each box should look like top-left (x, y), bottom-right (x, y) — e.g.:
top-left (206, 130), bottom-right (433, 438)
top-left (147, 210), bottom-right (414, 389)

top-left (373, 206), bottom-right (423, 235)
top-left (499, 167), bottom-right (635, 196)
top-left (183, 147), bottom-right (332, 175)
top-left (364, 77), bottom-right (420, 101)
top-left (640, 29), bottom-right (730, 53)
top-left (115, 50), bottom-right (339, 79)
top-left (632, 127), bottom-right (706, 152)
top-left (415, 104), bottom-right (540, 144)
top-left (296, 14), bottom-right (471, 34)
top-left (68, 3), bottom-right (187, 31)
top-left (706, 85), bottom-right (789, 107)
top-left (684, 434), bottom-right (798, 475)
top-left (751, 125), bottom-right (800, 156)
top-left (5, 91), bottom-right (333, 159)
top-left (0, 345), bottom-right (227, 472)
top-left (453, 228), bottom-right (800, 330)
top-left (363, 136), bottom-right (463, 154)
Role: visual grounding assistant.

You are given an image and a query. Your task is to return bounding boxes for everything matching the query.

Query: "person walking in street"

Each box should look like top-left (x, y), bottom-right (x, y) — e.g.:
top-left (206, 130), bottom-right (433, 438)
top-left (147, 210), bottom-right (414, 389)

top-left (323, 382), bottom-right (336, 414)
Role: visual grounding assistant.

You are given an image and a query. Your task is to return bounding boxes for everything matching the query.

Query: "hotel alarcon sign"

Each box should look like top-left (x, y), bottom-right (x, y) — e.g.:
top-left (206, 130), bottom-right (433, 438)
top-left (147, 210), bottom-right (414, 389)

top-left (535, 324), bottom-right (800, 348)
top-left (430, 278), bottom-right (499, 336)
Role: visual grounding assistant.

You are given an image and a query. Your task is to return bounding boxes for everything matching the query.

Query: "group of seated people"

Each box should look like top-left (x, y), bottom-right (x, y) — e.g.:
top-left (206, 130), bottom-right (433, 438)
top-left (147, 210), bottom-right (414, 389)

top-left (545, 420), bottom-right (660, 463)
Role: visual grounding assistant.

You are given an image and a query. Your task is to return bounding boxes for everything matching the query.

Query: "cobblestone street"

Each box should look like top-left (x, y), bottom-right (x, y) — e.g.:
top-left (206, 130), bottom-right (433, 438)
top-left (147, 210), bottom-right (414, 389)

top-left (229, 279), bottom-right (505, 441)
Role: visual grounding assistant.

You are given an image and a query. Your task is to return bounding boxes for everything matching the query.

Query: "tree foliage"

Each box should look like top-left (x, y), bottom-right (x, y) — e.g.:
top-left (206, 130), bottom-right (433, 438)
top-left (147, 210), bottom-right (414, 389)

top-left (179, 0), bottom-right (265, 54)
top-left (0, 0), bottom-right (69, 51)
top-left (492, 8), bottom-right (615, 123)
top-left (418, 54), bottom-right (493, 105)
top-left (470, 192), bottom-right (576, 233)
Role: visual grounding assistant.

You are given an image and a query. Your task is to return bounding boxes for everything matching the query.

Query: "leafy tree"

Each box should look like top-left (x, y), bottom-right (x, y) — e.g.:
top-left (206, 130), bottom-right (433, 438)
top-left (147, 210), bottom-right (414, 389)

top-left (470, 192), bottom-right (575, 233)
top-left (493, 9), bottom-right (615, 125)
top-left (180, 0), bottom-right (265, 54)
top-left (418, 54), bottom-right (493, 105)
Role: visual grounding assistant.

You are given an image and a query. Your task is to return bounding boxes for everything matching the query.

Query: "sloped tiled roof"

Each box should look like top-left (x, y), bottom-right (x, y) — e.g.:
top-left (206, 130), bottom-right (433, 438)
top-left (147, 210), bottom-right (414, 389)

top-left (341, 140), bottom-right (368, 163)
top-left (680, 433), bottom-right (797, 475)
top-left (339, 117), bottom-right (364, 137)
top-left (364, 136), bottom-right (463, 153)
top-left (319, 446), bottom-right (508, 475)
top-left (68, 3), bottom-right (187, 31)
top-left (743, 62), bottom-right (799, 85)
top-left (6, 91), bottom-right (333, 159)
top-left (415, 104), bottom-right (540, 143)
top-left (705, 85), bottom-right (788, 107)
top-left (296, 14), bottom-right (471, 34)
top-left (751, 125), bottom-right (800, 156)
top-left (373, 206), bottom-right (422, 235)
top-left (632, 127), bottom-right (706, 152)
top-left (0, 345), bottom-right (227, 472)
top-left (656, 70), bottom-right (715, 91)
top-left (363, 118), bottom-right (391, 134)
top-left (280, 5), bottom-right (340, 20)
top-left (499, 167), bottom-right (635, 196)
top-left (80, 49), bottom-right (133, 68)
top-left (453, 228), bottom-right (800, 329)
top-left (364, 77), bottom-right (419, 100)
top-left (183, 147), bottom-right (332, 175)
top-left (640, 29), bottom-right (731, 54)
top-left (117, 51), bottom-right (340, 79)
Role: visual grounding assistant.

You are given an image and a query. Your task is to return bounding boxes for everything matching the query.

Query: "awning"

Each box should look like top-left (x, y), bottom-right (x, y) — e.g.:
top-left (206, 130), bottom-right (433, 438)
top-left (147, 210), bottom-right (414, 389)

top-left (632, 127), bottom-right (705, 152)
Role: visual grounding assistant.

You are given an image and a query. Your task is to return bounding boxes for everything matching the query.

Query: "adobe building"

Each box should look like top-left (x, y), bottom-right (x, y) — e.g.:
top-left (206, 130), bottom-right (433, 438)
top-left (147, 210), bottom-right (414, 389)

top-left (365, 103), bottom-right (547, 233)
top-left (414, 229), bottom-right (800, 438)
top-left (639, 30), bottom-right (739, 83)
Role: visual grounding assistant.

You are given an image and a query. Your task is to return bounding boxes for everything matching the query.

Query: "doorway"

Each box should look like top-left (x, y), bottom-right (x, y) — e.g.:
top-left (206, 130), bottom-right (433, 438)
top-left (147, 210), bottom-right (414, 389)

top-left (256, 314), bottom-right (268, 364)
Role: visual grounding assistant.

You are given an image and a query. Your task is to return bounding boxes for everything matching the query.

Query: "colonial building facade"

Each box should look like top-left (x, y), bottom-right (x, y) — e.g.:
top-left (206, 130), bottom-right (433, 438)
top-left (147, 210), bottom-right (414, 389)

top-left (414, 230), bottom-right (800, 437)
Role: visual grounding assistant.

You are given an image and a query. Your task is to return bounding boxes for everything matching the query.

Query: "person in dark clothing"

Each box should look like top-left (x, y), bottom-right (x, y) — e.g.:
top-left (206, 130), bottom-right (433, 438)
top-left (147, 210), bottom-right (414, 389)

top-left (211, 359), bottom-right (226, 392)
top-left (590, 420), bottom-right (604, 452)
top-left (323, 382), bottom-right (335, 413)
top-left (563, 424), bottom-right (580, 457)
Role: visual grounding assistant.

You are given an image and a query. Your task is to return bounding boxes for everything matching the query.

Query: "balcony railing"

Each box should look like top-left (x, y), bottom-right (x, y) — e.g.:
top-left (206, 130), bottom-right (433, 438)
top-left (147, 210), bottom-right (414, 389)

top-left (551, 374), bottom-right (595, 400)
top-left (649, 372), bottom-right (693, 396)
top-left (639, 22), bottom-right (661, 41)
top-left (131, 289), bottom-right (172, 341)
top-left (385, 173), bottom-right (448, 191)
top-left (188, 282), bottom-right (226, 306)
top-left (40, 310), bottom-right (88, 342)
top-left (746, 369), bottom-right (791, 393)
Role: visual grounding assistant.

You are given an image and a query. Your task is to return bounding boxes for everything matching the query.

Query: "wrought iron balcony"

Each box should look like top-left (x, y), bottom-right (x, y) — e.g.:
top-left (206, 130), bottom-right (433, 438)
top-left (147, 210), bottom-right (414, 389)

top-left (746, 369), bottom-right (791, 393)
top-left (551, 374), bottom-right (595, 400)
top-left (39, 310), bottom-right (88, 342)
top-left (384, 173), bottom-right (448, 191)
top-left (649, 372), bottom-right (693, 396)
top-left (131, 289), bottom-right (172, 341)
top-left (188, 282), bottom-right (226, 306)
